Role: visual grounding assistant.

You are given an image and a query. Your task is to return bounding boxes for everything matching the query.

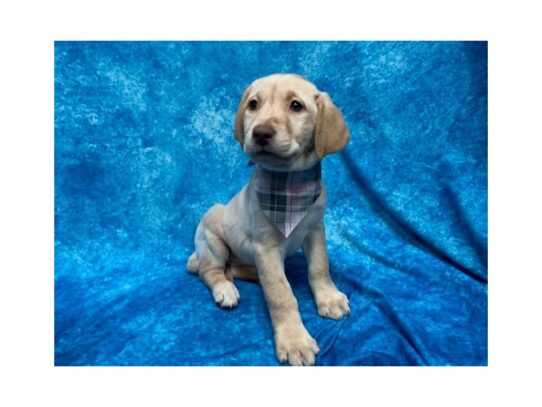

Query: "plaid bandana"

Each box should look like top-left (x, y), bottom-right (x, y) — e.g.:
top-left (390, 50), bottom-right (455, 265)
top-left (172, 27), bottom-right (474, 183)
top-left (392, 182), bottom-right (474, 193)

top-left (255, 162), bottom-right (322, 237)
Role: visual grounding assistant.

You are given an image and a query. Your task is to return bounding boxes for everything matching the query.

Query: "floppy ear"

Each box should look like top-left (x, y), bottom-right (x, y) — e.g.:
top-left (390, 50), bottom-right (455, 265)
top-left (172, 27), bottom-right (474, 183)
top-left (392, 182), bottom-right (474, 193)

top-left (234, 86), bottom-right (251, 146)
top-left (314, 92), bottom-right (350, 158)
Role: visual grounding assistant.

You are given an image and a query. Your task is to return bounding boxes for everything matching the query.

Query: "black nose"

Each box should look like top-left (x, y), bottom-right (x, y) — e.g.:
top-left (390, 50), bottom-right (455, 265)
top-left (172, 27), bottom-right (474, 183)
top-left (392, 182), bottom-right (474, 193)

top-left (252, 124), bottom-right (276, 146)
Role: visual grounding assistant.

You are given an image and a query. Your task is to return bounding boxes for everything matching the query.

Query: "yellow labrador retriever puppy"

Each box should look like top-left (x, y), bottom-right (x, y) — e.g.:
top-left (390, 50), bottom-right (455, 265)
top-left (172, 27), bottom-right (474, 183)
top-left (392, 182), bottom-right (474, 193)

top-left (187, 74), bottom-right (350, 366)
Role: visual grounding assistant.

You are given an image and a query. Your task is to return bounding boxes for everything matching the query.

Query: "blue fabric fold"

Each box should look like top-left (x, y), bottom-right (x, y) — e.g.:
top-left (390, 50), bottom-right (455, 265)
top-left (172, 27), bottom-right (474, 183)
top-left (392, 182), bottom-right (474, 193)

top-left (55, 41), bottom-right (487, 366)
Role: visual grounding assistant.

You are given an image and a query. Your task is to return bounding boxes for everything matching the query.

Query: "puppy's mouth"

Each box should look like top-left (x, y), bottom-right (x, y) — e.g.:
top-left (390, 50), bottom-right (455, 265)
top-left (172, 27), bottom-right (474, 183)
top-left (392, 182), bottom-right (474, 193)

top-left (252, 149), bottom-right (297, 162)
top-left (255, 150), bottom-right (290, 158)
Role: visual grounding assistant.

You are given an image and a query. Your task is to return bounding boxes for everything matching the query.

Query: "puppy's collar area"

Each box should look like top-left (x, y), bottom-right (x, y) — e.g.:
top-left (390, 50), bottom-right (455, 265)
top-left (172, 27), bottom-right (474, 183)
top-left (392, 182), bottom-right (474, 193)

top-left (255, 162), bottom-right (322, 237)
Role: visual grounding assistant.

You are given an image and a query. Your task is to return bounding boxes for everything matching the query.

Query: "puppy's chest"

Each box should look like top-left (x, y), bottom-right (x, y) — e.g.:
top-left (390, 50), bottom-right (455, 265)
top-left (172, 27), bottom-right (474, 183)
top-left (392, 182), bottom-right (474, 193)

top-left (254, 163), bottom-right (322, 238)
top-left (253, 176), bottom-right (327, 256)
top-left (279, 199), bottom-right (326, 256)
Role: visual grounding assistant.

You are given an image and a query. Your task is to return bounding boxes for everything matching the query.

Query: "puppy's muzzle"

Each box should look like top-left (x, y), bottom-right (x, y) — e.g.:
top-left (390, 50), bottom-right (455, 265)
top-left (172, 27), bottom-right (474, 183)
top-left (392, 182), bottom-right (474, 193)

top-left (252, 123), bottom-right (276, 147)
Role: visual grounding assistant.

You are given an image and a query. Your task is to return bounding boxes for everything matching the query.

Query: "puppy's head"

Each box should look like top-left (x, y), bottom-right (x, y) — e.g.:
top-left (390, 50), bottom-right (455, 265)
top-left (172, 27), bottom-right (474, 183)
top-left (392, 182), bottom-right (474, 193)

top-left (234, 74), bottom-right (350, 171)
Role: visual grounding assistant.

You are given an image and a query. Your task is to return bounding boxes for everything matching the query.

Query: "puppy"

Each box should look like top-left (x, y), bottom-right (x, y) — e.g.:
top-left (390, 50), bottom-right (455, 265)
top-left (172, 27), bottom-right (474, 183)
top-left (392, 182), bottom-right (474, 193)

top-left (187, 74), bottom-right (350, 366)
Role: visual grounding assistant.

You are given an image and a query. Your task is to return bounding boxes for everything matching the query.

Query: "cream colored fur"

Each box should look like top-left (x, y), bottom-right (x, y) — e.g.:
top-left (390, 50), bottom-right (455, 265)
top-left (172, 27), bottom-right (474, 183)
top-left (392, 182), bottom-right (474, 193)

top-left (187, 74), bottom-right (350, 366)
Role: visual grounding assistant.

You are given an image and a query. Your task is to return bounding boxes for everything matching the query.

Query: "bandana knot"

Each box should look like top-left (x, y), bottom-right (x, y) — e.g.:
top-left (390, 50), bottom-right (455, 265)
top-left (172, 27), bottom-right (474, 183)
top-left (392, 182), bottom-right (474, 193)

top-left (255, 162), bottom-right (322, 237)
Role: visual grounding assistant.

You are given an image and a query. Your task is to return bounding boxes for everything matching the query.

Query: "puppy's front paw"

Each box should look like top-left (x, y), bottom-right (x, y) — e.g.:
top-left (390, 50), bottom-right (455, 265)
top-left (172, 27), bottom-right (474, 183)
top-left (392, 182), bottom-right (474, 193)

top-left (212, 281), bottom-right (240, 309)
top-left (275, 323), bottom-right (320, 366)
top-left (316, 289), bottom-right (350, 320)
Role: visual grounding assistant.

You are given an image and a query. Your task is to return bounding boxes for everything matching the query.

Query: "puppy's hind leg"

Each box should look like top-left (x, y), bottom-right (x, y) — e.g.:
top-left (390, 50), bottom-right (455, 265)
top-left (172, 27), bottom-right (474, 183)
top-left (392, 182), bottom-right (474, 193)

top-left (194, 204), bottom-right (240, 309)
top-left (186, 252), bottom-right (199, 274)
top-left (225, 264), bottom-right (259, 283)
top-left (199, 235), bottom-right (240, 309)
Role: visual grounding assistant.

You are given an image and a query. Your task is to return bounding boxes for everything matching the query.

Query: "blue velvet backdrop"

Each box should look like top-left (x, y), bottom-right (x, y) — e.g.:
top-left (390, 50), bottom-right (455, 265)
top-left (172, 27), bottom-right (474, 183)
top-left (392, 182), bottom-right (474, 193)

top-left (54, 41), bottom-right (487, 366)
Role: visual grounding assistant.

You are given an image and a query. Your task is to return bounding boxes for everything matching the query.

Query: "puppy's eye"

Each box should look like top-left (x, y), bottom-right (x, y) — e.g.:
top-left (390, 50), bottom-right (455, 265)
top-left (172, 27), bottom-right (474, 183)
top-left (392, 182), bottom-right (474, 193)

top-left (289, 100), bottom-right (304, 112)
top-left (248, 99), bottom-right (258, 111)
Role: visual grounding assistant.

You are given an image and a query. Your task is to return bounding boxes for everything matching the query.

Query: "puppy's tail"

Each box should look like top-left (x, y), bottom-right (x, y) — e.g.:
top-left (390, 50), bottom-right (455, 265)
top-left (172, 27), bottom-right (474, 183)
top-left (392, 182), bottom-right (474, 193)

top-left (186, 252), bottom-right (199, 274)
